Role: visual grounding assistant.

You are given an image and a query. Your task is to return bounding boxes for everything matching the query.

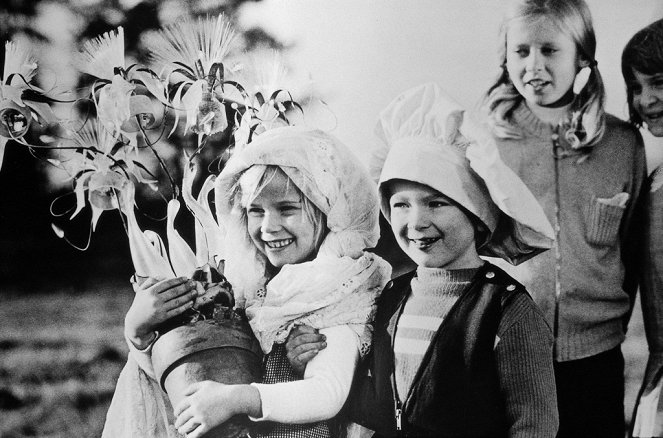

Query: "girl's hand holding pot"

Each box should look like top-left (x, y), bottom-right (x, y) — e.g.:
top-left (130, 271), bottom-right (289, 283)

top-left (174, 381), bottom-right (261, 438)
top-left (124, 277), bottom-right (198, 349)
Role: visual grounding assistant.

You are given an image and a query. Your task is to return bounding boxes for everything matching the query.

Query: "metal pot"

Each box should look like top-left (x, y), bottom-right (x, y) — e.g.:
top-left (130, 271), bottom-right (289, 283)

top-left (152, 309), bottom-right (262, 438)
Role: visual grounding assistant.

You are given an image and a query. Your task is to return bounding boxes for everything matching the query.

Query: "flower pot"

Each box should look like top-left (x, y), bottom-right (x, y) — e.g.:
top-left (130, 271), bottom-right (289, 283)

top-left (151, 309), bottom-right (262, 438)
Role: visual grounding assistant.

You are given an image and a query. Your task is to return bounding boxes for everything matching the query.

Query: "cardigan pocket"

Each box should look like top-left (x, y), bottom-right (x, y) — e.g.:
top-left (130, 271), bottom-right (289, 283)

top-left (584, 193), bottom-right (629, 246)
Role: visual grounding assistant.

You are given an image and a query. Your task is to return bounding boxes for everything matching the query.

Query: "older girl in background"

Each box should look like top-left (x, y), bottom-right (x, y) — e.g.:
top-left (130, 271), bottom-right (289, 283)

top-left (622, 18), bottom-right (663, 438)
top-left (482, 0), bottom-right (647, 436)
top-left (172, 126), bottom-right (391, 438)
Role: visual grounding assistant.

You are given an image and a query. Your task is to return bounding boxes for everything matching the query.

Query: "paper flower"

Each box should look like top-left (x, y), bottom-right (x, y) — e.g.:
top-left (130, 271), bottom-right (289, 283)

top-left (122, 160), bottom-right (224, 279)
top-left (144, 15), bottom-right (236, 136)
top-left (47, 118), bottom-right (162, 234)
top-left (77, 27), bottom-right (164, 138)
top-left (0, 39), bottom-right (58, 170)
top-left (231, 50), bottom-right (300, 151)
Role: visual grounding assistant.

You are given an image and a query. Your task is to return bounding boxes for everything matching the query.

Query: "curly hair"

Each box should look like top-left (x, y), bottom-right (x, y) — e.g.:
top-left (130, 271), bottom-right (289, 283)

top-left (622, 18), bottom-right (663, 128)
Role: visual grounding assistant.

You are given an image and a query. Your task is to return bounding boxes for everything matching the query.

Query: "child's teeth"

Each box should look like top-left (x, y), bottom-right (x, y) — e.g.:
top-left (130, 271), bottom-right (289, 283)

top-left (266, 239), bottom-right (293, 248)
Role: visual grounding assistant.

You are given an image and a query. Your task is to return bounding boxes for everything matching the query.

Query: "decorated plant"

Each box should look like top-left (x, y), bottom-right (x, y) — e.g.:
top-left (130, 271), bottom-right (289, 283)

top-left (3, 14), bottom-right (304, 322)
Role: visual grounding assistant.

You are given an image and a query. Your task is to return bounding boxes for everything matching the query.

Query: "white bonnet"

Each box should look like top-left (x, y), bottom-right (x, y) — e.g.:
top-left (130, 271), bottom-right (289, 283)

top-left (215, 125), bottom-right (380, 260)
top-left (372, 82), bottom-right (554, 265)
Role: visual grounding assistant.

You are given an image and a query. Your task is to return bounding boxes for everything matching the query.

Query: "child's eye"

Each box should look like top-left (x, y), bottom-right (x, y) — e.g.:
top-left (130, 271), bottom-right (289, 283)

top-left (279, 205), bottom-right (300, 214)
top-left (515, 48), bottom-right (529, 57)
top-left (429, 201), bottom-right (447, 208)
top-left (541, 47), bottom-right (557, 56)
top-left (247, 207), bottom-right (264, 216)
top-left (391, 202), bottom-right (408, 209)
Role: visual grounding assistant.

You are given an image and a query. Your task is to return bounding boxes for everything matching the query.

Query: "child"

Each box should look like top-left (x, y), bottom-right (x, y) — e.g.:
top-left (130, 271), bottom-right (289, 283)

top-left (289, 82), bottom-right (559, 437)
top-left (171, 126), bottom-right (391, 438)
top-left (482, 0), bottom-right (647, 436)
top-left (622, 18), bottom-right (663, 437)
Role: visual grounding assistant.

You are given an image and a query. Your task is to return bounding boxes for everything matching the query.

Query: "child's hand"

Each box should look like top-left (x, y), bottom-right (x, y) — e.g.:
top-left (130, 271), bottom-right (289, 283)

top-left (285, 325), bottom-right (327, 375)
top-left (174, 381), bottom-right (240, 437)
top-left (124, 277), bottom-right (197, 349)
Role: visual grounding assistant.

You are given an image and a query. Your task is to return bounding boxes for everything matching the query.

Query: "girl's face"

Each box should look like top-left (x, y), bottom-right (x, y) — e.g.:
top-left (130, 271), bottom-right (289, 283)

top-left (246, 171), bottom-right (318, 268)
top-left (388, 180), bottom-right (482, 270)
top-left (506, 17), bottom-right (579, 109)
top-left (630, 69), bottom-right (663, 137)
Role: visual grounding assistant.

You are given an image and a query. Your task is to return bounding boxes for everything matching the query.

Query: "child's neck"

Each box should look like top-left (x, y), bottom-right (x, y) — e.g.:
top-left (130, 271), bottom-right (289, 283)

top-left (526, 101), bottom-right (571, 126)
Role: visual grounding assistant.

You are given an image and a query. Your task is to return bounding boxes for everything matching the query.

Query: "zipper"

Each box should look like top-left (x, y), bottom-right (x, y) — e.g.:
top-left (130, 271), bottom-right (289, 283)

top-left (552, 130), bottom-right (562, 350)
top-left (395, 399), bottom-right (403, 431)
top-left (388, 267), bottom-right (483, 435)
top-left (390, 292), bottom-right (409, 434)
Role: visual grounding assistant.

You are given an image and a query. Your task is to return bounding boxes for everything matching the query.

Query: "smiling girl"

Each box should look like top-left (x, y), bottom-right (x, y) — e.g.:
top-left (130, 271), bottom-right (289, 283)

top-left (482, 0), bottom-right (648, 436)
top-left (351, 82), bottom-right (558, 437)
top-left (622, 18), bottom-right (663, 437)
top-left (173, 126), bottom-right (391, 438)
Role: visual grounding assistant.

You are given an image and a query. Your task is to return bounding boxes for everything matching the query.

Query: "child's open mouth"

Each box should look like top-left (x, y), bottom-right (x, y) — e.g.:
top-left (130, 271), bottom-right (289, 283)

top-left (409, 237), bottom-right (441, 249)
top-left (526, 79), bottom-right (550, 91)
top-left (264, 238), bottom-right (294, 249)
top-left (644, 110), bottom-right (663, 122)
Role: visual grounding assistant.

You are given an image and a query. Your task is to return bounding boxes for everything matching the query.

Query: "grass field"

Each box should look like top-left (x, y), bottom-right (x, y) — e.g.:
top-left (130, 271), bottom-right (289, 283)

top-left (0, 283), bottom-right (650, 437)
top-left (0, 282), bottom-right (133, 438)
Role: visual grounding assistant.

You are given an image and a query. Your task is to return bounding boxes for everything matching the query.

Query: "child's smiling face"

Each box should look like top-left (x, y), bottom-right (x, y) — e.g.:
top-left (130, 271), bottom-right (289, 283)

top-left (506, 16), bottom-right (579, 109)
top-left (630, 69), bottom-right (663, 137)
top-left (247, 170), bottom-right (319, 269)
top-left (387, 180), bottom-right (482, 270)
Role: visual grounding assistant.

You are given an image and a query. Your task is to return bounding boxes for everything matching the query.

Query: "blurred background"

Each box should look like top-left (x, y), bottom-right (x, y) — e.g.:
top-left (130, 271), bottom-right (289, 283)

top-left (1, 0), bottom-right (662, 436)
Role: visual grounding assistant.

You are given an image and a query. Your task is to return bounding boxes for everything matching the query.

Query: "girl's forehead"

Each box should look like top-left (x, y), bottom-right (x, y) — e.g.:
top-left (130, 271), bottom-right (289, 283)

top-left (389, 179), bottom-right (448, 200)
top-left (507, 16), bottom-right (568, 44)
top-left (254, 170), bottom-right (301, 202)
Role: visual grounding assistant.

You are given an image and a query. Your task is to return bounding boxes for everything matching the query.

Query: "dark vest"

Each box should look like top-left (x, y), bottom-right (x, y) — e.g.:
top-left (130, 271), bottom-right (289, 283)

top-left (348, 263), bottom-right (523, 438)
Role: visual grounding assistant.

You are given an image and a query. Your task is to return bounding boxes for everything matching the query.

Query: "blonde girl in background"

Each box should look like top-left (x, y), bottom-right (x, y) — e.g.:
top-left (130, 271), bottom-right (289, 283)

top-left (482, 0), bottom-right (647, 436)
top-left (173, 126), bottom-right (391, 438)
top-left (622, 18), bottom-right (663, 438)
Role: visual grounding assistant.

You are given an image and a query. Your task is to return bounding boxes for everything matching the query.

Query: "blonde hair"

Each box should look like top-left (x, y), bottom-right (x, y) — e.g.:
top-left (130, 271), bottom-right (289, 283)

top-left (231, 165), bottom-right (327, 268)
top-left (484, 0), bottom-right (606, 149)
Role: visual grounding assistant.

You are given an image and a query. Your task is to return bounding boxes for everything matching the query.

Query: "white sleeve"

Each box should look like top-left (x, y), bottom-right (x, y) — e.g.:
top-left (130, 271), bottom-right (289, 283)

top-left (125, 335), bottom-right (157, 380)
top-left (250, 324), bottom-right (360, 424)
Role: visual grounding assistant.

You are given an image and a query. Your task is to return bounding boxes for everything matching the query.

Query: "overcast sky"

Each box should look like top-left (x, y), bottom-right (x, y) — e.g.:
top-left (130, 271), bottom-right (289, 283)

top-left (240, 0), bottom-right (663, 171)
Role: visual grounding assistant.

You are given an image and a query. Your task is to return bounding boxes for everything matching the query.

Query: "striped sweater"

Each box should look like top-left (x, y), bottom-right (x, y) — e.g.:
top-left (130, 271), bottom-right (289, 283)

top-left (393, 266), bottom-right (478, 399)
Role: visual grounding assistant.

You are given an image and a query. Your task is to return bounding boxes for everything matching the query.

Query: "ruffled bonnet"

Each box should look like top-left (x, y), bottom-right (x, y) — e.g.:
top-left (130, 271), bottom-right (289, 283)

top-left (214, 126), bottom-right (391, 352)
top-left (371, 82), bottom-right (554, 265)
top-left (215, 125), bottom-right (381, 259)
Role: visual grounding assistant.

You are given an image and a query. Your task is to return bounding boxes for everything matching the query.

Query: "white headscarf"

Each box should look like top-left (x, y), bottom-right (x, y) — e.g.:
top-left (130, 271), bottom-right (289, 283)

top-left (372, 82), bottom-right (554, 265)
top-left (215, 126), bottom-right (392, 353)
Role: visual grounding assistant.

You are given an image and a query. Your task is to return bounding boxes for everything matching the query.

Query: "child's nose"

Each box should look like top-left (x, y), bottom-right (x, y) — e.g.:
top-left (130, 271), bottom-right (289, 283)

top-left (260, 212), bottom-right (282, 233)
top-left (525, 52), bottom-right (544, 72)
top-left (408, 207), bottom-right (431, 230)
top-left (640, 85), bottom-right (660, 107)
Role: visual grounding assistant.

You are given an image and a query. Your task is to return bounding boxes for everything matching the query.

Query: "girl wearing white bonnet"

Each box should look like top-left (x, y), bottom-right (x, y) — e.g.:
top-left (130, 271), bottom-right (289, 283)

top-left (173, 126), bottom-right (391, 438)
top-left (356, 82), bottom-right (559, 437)
top-left (289, 83), bottom-right (559, 437)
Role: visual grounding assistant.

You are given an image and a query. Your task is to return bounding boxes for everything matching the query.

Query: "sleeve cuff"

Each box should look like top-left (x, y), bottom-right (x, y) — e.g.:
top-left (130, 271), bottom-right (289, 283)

top-left (125, 332), bottom-right (159, 379)
top-left (247, 382), bottom-right (270, 422)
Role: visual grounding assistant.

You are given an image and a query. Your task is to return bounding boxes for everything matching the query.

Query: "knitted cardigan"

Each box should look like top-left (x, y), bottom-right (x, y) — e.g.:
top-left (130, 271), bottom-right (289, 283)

top-left (486, 103), bottom-right (647, 362)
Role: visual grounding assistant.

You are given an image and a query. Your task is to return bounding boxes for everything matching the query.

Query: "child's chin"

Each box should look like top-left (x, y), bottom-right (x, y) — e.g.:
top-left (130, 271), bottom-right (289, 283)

top-left (409, 255), bottom-right (443, 269)
top-left (647, 123), bottom-right (663, 137)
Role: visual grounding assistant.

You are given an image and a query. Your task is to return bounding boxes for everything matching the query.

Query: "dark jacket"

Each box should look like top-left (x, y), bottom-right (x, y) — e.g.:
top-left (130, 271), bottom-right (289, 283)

top-left (347, 262), bottom-right (557, 438)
